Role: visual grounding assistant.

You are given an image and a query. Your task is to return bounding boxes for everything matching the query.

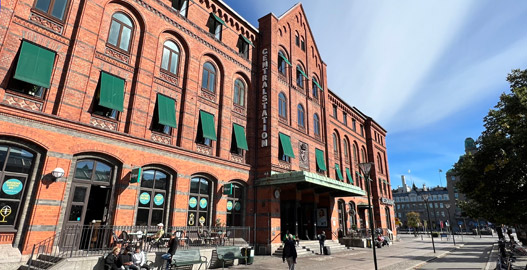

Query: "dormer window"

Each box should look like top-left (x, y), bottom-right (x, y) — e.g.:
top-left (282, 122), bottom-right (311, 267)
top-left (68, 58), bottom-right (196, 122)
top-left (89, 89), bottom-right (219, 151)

top-left (207, 13), bottom-right (224, 40)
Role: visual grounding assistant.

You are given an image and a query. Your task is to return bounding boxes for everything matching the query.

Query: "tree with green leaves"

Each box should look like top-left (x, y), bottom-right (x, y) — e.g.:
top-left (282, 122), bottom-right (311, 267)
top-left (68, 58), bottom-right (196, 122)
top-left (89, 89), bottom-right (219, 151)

top-left (406, 211), bottom-right (421, 235)
top-left (454, 69), bottom-right (527, 241)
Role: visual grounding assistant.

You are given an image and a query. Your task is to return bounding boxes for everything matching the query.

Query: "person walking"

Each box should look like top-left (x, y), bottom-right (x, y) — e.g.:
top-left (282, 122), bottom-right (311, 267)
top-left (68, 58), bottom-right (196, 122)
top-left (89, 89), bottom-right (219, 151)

top-left (282, 234), bottom-right (297, 270)
top-left (317, 231), bottom-right (326, 255)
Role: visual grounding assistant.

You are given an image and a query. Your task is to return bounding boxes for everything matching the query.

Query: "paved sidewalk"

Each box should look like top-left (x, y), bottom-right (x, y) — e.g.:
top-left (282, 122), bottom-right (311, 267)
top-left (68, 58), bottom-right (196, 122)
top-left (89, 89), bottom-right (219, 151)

top-left (231, 235), bottom-right (494, 270)
top-left (415, 241), bottom-right (494, 269)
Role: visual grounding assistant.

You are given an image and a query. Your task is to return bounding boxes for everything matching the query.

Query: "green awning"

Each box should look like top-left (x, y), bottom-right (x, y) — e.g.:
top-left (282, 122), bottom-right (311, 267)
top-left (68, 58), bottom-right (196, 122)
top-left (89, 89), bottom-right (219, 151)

top-left (279, 53), bottom-right (292, 66)
top-left (157, 94), bottom-right (177, 128)
top-left (315, 149), bottom-right (326, 171)
top-left (99, 72), bottom-right (125, 112)
top-left (279, 133), bottom-right (295, 158)
top-left (199, 111), bottom-right (217, 141)
top-left (312, 78), bottom-right (323, 91)
top-left (346, 168), bottom-right (353, 184)
top-left (233, 124), bottom-right (248, 150)
top-left (14, 41), bottom-right (56, 88)
top-left (335, 164), bottom-right (343, 181)
top-left (240, 35), bottom-right (254, 47)
top-left (211, 13), bottom-right (225, 25)
top-left (297, 67), bottom-right (308, 79)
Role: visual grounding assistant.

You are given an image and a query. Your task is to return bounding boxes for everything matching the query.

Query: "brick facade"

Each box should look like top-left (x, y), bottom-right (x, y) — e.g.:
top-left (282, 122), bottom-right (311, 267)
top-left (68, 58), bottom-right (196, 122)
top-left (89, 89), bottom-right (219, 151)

top-left (0, 0), bottom-right (393, 254)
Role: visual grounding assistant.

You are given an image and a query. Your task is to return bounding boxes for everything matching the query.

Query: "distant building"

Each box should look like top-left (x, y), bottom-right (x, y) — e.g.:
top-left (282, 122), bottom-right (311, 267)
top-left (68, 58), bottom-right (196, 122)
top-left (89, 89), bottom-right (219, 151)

top-left (393, 176), bottom-right (450, 231)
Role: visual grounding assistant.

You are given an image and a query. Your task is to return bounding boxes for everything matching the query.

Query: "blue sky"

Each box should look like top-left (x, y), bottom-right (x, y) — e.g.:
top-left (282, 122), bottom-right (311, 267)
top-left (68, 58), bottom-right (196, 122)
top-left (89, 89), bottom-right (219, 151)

top-left (224, 0), bottom-right (527, 189)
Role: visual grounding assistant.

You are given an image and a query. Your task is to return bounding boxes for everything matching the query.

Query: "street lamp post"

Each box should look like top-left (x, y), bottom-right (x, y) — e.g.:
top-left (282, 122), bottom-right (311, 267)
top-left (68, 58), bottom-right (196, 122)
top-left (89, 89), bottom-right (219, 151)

top-left (445, 204), bottom-right (456, 245)
top-left (358, 162), bottom-right (378, 270)
top-left (422, 194), bottom-right (436, 253)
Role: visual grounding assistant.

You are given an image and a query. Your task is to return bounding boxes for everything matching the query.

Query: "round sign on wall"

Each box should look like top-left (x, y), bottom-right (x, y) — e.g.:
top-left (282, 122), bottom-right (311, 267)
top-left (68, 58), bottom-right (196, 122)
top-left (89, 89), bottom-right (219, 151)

top-left (199, 198), bottom-right (208, 209)
top-left (189, 197), bottom-right (197, 208)
top-left (2, 179), bottom-right (23, 196)
top-left (139, 192), bottom-right (150, 205)
top-left (235, 202), bottom-right (241, 211)
top-left (227, 201), bottom-right (233, 211)
top-left (154, 194), bottom-right (164, 206)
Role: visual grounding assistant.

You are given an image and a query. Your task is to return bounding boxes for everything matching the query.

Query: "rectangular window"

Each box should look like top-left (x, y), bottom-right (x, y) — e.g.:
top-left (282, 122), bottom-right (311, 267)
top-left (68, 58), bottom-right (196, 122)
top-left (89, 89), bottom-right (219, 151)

top-left (237, 35), bottom-right (251, 59)
top-left (343, 113), bottom-right (347, 126)
top-left (196, 111), bottom-right (217, 146)
top-left (152, 94), bottom-right (177, 134)
top-left (231, 124), bottom-right (248, 155)
top-left (92, 72), bottom-right (125, 119)
top-left (171, 0), bottom-right (188, 17)
top-left (315, 149), bottom-right (326, 172)
top-left (333, 105), bottom-right (338, 118)
top-left (335, 163), bottom-right (343, 181)
top-left (278, 133), bottom-right (295, 162)
top-left (8, 41), bottom-right (56, 99)
top-left (360, 125), bottom-right (364, 136)
top-left (352, 119), bottom-right (356, 131)
top-left (207, 13), bottom-right (224, 40)
top-left (301, 40), bottom-right (305, 51)
top-left (345, 168), bottom-right (353, 184)
top-left (295, 34), bottom-right (299, 46)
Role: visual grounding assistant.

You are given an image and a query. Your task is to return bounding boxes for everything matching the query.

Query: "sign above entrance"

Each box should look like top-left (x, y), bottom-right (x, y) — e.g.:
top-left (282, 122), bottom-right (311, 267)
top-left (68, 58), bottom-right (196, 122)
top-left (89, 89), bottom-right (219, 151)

top-left (223, 183), bottom-right (232, 195)
top-left (130, 167), bottom-right (142, 183)
top-left (381, 197), bottom-right (394, 205)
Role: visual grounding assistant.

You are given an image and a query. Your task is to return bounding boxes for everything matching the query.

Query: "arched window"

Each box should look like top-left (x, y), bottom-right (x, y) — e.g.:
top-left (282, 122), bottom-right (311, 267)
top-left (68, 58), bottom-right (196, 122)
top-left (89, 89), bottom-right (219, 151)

top-left (377, 153), bottom-right (384, 174)
top-left (233, 79), bottom-right (245, 107)
top-left (353, 143), bottom-right (358, 164)
top-left (296, 65), bottom-right (304, 88)
top-left (385, 206), bottom-right (392, 230)
top-left (360, 147), bottom-right (366, 163)
top-left (187, 176), bottom-right (212, 226)
top-left (34, 0), bottom-right (70, 21)
top-left (297, 104), bottom-right (305, 127)
top-left (333, 133), bottom-right (339, 154)
top-left (278, 51), bottom-right (287, 75)
top-left (161, 40), bottom-right (180, 75)
top-left (226, 182), bottom-right (244, 226)
top-left (343, 138), bottom-right (349, 162)
top-left (278, 92), bottom-right (287, 118)
top-left (314, 114), bottom-right (320, 136)
top-left (312, 77), bottom-right (319, 99)
top-left (201, 62), bottom-right (216, 93)
top-left (0, 145), bottom-right (35, 227)
top-left (107, 12), bottom-right (133, 52)
top-left (136, 169), bottom-right (168, 226)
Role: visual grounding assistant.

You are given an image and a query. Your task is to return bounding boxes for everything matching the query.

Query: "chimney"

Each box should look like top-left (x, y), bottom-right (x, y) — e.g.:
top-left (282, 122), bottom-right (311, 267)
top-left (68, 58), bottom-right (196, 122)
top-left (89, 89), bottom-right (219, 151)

top-left (401, 175), bottom-right (407, 192)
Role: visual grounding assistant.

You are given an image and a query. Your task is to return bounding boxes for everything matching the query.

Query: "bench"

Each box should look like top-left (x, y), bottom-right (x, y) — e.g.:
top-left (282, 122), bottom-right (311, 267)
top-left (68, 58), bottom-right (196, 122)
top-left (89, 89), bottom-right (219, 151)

top-left (215, 246), bottom-right (246, 269)
top-left (171, 250), bottom-right (208, 270)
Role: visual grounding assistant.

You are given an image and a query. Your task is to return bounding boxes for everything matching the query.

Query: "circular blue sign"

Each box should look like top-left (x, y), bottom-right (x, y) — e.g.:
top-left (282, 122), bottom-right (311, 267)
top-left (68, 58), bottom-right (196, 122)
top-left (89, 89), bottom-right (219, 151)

top-left (189, 197), bottom-right (197, 208)
top-left (235, 202), bottom-right (241, 211)
top-left (154, 194), bottom-right (164, 206)
top-left (139, 192), bottom-right (150, 205)
top-left (2, 179), bottom-right (23, 196)
top-left (199, 198), bottom-right (207, 209)
top-left (227, 201), bottom-right (233, 211)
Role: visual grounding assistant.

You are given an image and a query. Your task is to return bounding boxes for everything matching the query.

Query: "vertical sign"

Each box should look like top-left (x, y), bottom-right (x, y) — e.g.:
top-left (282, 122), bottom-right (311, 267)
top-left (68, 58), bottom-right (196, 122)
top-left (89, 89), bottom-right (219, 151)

top-left (130, 167), bottom-right (142, 183)
top-left (261, 48), bottom-right (269, 147)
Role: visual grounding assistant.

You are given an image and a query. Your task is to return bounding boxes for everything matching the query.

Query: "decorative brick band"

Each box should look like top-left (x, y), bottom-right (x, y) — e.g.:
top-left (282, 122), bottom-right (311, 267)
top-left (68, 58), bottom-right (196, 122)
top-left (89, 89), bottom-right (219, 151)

top-left (29, 12), bottom-right (63, 35)
top-left (2, 92), bottom-right (44, 112)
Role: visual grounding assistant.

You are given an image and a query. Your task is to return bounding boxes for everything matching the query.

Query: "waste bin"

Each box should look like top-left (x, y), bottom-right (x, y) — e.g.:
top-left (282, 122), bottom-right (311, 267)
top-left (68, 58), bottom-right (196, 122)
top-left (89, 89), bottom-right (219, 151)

top-left (240, 247), bottom-right (254, 265)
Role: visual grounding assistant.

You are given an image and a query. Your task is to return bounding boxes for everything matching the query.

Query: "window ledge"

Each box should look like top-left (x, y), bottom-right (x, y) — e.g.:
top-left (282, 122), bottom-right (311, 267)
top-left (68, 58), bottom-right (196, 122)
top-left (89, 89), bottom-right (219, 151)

top-left (151, 132), bottom-right (172, 145)
top-left (232, 104), bottom-right (245, 115)
top-left (278, 116), bottom-right (288, 125)
top-left (196, 144), bottom-right (212, 155)
top-left (159, 71), bottom-right (179, 87)
top-left (105, 46), bottom-right (130, 64)
top-left (90, 115), bottom-right (118, 131)
top-left (278, 160), bottom-right (292, 170)
top-left (2, 91), bottom-right (44, 112)
top-left (29, 10), bottom-right (64, 34)
top-left (230, 153), bottom-right (245, 163)
top-left (200, 89), bottom-right (217, 103)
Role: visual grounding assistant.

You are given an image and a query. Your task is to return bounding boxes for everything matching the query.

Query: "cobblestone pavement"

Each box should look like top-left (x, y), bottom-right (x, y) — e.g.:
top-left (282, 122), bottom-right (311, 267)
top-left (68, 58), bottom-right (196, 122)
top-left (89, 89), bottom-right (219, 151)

top-left (231, 235), bottom-right (496, 270)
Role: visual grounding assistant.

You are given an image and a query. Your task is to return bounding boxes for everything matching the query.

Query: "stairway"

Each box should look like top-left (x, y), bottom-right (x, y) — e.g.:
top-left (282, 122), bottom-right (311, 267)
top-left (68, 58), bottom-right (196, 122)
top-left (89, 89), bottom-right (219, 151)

top-left (18, 254), bottom-right (63, 270)
top-left (273, 240), bottom-right (350, 257)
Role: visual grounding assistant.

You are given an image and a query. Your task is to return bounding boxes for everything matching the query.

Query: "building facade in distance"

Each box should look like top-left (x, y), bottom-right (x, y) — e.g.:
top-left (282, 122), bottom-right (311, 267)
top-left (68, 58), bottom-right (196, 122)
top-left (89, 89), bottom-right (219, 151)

top-left (0, 0), bottom-right (393, 255)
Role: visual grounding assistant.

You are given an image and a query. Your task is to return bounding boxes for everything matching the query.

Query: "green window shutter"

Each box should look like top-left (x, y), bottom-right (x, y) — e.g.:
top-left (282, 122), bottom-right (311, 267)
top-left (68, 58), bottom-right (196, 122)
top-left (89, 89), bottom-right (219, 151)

top-left (297, 67), bottom-right (308, 79)
top-left (335, 163), bottom-right (344, 180)
top-left (157, 94), bottom-right (177, 128)
top-left (233, 124), bottom-right (249, 150)
top-left (279, 133), bottom-right (295, 158)
top-left (211, 13), bottom-right (225, 25)
top-left (99, 72), bottom-right (125, 112)
top-left (14, 41), bottom-right (56, 88)
top-left (315, 149), bottom-right (326, 171)
top-left (346, 168), bottom-right (353, 184)
top-left (199, 111), bottom-right (217, 141)
top-left (279, 53), bottom-right (292, 66)
top-left (240, 35), bottom-right (254, 47)
top-left (312, 78), bottom-right (323, 91)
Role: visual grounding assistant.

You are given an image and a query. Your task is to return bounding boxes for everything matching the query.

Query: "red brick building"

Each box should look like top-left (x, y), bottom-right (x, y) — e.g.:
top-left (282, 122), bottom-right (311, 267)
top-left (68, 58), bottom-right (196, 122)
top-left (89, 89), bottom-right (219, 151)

top-left (0, 0), bottom-right (393, 255)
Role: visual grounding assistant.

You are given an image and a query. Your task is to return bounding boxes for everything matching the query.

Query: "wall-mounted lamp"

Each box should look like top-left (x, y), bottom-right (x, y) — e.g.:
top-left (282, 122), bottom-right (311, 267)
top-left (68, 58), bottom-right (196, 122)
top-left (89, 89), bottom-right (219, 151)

top-left (51, 167), bottom-right (65, 180)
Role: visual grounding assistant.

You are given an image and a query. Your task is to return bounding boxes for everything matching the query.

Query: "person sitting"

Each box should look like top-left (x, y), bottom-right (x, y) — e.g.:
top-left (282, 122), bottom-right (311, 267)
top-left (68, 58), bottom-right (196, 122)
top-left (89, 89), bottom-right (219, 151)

top-left (118, 246), bottom-right (139, 270)
top-left (105, 247), bottom-right (121, 270)
top-left (132, 246), bottom-right (150, 270)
